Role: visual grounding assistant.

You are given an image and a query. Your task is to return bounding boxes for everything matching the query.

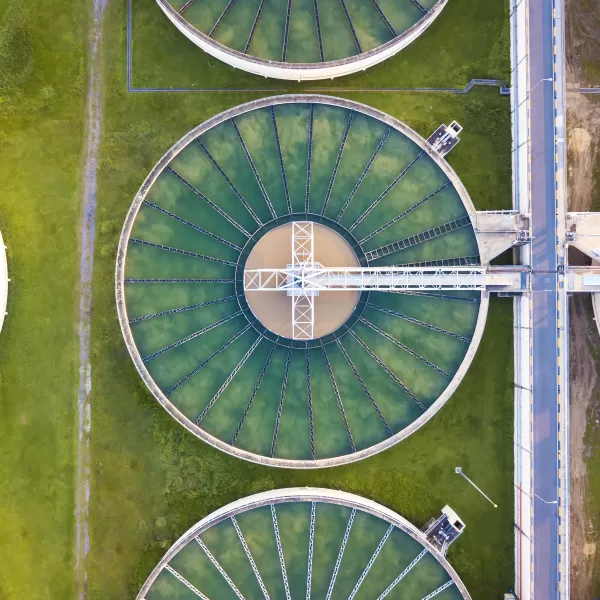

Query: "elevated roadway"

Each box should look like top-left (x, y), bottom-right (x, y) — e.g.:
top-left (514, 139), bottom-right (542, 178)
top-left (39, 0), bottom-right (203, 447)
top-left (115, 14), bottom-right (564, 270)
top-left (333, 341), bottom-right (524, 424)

top-left (527, 0), bottom-right (568, 596)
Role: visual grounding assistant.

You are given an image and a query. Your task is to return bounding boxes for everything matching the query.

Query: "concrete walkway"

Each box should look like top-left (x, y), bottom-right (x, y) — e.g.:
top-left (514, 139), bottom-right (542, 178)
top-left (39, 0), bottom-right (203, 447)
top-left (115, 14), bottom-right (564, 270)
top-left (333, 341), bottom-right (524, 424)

top-left (0, 229), bottom-right (8, 336)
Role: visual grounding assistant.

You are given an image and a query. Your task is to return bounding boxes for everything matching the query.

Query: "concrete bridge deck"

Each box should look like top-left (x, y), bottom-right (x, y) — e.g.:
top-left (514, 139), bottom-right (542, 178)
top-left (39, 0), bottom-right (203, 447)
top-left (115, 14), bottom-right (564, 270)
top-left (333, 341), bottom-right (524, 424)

top-left (567, 267), bottom-right (600, 292)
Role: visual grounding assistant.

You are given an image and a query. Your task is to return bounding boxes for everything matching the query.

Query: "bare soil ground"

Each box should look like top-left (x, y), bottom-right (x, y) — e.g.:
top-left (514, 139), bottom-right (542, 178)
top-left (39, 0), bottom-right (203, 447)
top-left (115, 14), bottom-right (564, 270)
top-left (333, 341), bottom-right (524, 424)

top-left (567, 0), bottom-right (600, 595)
top-left (566, 92), bottom-right (600, 213)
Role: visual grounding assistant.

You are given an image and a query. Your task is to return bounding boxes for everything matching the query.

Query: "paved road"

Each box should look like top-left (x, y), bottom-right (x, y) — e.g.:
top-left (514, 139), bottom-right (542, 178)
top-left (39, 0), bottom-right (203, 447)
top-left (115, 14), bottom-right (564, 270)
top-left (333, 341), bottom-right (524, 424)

top-left (528, 0), bottom-right (561, 596)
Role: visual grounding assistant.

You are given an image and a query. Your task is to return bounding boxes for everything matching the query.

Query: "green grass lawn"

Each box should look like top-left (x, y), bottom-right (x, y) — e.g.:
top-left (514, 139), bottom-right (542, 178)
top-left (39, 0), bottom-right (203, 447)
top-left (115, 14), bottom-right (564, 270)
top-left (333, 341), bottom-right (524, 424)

top-left (0, 0), bottom-right (513, 598)
top-left (0, 0), bottom-right (86, 598)
top-left (131, 0), bottom-right (510, 89)
top-left (85, 1), bottom-right (514, 598)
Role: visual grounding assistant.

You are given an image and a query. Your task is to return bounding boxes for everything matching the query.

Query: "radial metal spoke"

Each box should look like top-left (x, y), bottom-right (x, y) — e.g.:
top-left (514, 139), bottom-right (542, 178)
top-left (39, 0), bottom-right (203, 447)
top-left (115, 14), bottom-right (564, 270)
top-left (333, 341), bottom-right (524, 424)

top-left (306, 349), bottom-right (316, 459)
top-left (322, 346), bottom-right (356, 452)
top-left (281, 0), bottom-right (292, 61)
top-left (166, 325), bottom-right (252, 396)
top-left (231, 343), bottom-right (277, 445)
top-left (325, 508), bottom-right (357, 600)
top-left (270, 348), bottom-right (292, 457)
top-left (125, 278), bottom-right (235, 284)
top-left (195, 537), bottom-right (247, 600)
top-left (338, 0), bottom-right (362, 53)
top-left (348, 329), bottom-right (425, 411)
top-left (178, 0), bottom-right (197, 15)
top-left (410, 0), bottom-right (427, 15)
top-left (142, 311), bottom-right (243, 363)
top-left (335, 339), bottom-right (393, 436)
top-left (359, 317), bottom-right (451, 378)
top-left (129, 238), bottom-right (236, 266)
top-left (347, 524), bottom-right (395, 600)
top-left (348, 150), bottom-right (425, 232)
top-left (365, 216), bottom-right (472, 263)
top-left (167, 166), bottom-right (251, 237)
top-left (421, 580), bottom-right (455, 599)
top-left (306, 502), bottom-right (316, 600)
top-left (164, 564), bottom-right (210, 600)
top-left (376, 548), bottom-right (428, 599)
top-left (270, 106), bottom-right (292, 214)
top-left (195, 140), bottom-right (264, 226)
top-left (321, 111), bottom-right (355, 217)
top-left (336, 126), bottom-right (392, 222)
top-left (271, 505), bottom-right (292, 600)
top-left (196, 336), bottom-right (264, 424)
top-left (143, 200), bottom-right (242, 251)
top-left (358, 182), bottom-right (451, 245)
top-left (244, 0), bottom-right (268, 54)
top-left (366, 302), bottom-right (472, 342)
top-left (209, 0), bottom-right (238, 37)
top-left (231, 516), bottom-right (271, 600)
top-left (306, 104), bottom-right (314, 213)
top-left (313, 0), bottom-right (325, 62)
top-left (230, 119), bottom-right (277, 219)
top-left (129, 295), bottom-right (238, 324)
top-left (368, 0), bottom-right (396, 36)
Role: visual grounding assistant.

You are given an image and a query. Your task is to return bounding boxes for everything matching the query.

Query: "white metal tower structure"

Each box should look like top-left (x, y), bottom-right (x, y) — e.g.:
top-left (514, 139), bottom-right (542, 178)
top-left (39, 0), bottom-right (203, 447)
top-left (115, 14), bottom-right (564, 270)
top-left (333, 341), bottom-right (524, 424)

top-left (290, 222), bottom-right (318, 340)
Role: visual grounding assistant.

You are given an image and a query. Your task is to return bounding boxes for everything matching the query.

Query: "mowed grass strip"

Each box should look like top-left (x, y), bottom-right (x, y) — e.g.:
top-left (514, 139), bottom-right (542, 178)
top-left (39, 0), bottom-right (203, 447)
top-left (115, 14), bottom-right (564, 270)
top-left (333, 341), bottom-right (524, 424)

top-left (89, 3), bottom-right (513, 597)
top-left (0, 0), bottom-right (86, 598)
top-left (131, 0), bottom-right (509, 90)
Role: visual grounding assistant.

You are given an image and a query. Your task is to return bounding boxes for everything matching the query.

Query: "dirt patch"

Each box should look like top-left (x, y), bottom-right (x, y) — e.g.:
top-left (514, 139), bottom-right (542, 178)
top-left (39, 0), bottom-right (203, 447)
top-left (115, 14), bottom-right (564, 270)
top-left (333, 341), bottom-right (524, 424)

top-left (570, 127), bottom-right (591, 153)
top-left (75, 0), bottom-right (107, 597)
top-left (569, 295), bottom-right (600, 600)
top-left (566, 94), bottom-right (600, 212)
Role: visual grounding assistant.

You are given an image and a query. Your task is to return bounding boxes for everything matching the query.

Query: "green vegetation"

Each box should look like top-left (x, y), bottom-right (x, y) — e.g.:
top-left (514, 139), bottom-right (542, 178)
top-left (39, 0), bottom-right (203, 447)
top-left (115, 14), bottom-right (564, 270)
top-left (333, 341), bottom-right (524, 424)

top-left (574, 297), bottom-right (600, 597)
top-left (0, 0), bottom-right (86, 598)
top-left (0, 0), bottom-right (513, 598)
top-left (132, 0), bottom-right (510, 89)
top-left (566, 0), bottom-right (600, 85)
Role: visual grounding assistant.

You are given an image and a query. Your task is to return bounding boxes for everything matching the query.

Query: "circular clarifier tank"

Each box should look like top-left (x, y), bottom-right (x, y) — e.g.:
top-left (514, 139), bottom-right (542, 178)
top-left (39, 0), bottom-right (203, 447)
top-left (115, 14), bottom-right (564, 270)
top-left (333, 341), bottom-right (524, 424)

top-left (156, 0), bottom-right (448, 80)
top-left (136, 488), bottom-right (471, 600)
top-left (116, 95), bottom-right (489, 468)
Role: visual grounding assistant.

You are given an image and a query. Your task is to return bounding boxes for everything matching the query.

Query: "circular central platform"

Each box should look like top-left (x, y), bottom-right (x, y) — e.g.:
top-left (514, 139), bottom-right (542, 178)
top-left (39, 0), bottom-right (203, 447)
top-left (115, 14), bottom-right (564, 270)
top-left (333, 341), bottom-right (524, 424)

top-left (117, 95), bottom-right (489, 468)
top-left (245, 223), bottom-right (360, 339)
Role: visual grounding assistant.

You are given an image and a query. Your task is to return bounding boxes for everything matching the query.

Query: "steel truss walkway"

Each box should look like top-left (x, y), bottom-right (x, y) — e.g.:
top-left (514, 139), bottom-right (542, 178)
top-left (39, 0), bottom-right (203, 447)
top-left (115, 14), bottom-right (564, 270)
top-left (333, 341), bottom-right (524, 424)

top-left (245, 222), bottom-right (527, 339)
top-left (244, 265), bottom-right (526, 292)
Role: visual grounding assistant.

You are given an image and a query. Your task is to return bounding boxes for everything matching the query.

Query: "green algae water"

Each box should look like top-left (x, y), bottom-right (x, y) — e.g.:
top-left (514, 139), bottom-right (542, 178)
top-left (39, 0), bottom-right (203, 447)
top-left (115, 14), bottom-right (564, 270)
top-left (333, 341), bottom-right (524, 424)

top-left (121, 98), bottom-right (483, 465)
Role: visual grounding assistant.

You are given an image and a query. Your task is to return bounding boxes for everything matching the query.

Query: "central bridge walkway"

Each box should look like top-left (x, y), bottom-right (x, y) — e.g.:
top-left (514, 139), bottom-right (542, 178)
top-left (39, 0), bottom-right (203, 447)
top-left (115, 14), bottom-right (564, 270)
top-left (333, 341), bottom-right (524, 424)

top-left (244, 265), bottom-right (529, 293)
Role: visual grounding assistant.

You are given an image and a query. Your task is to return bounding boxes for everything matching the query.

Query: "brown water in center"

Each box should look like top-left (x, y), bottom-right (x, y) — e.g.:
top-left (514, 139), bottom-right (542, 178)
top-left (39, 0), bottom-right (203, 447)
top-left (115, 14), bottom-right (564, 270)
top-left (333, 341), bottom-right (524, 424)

top-left (245, 223), bottom-right (360, 339)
